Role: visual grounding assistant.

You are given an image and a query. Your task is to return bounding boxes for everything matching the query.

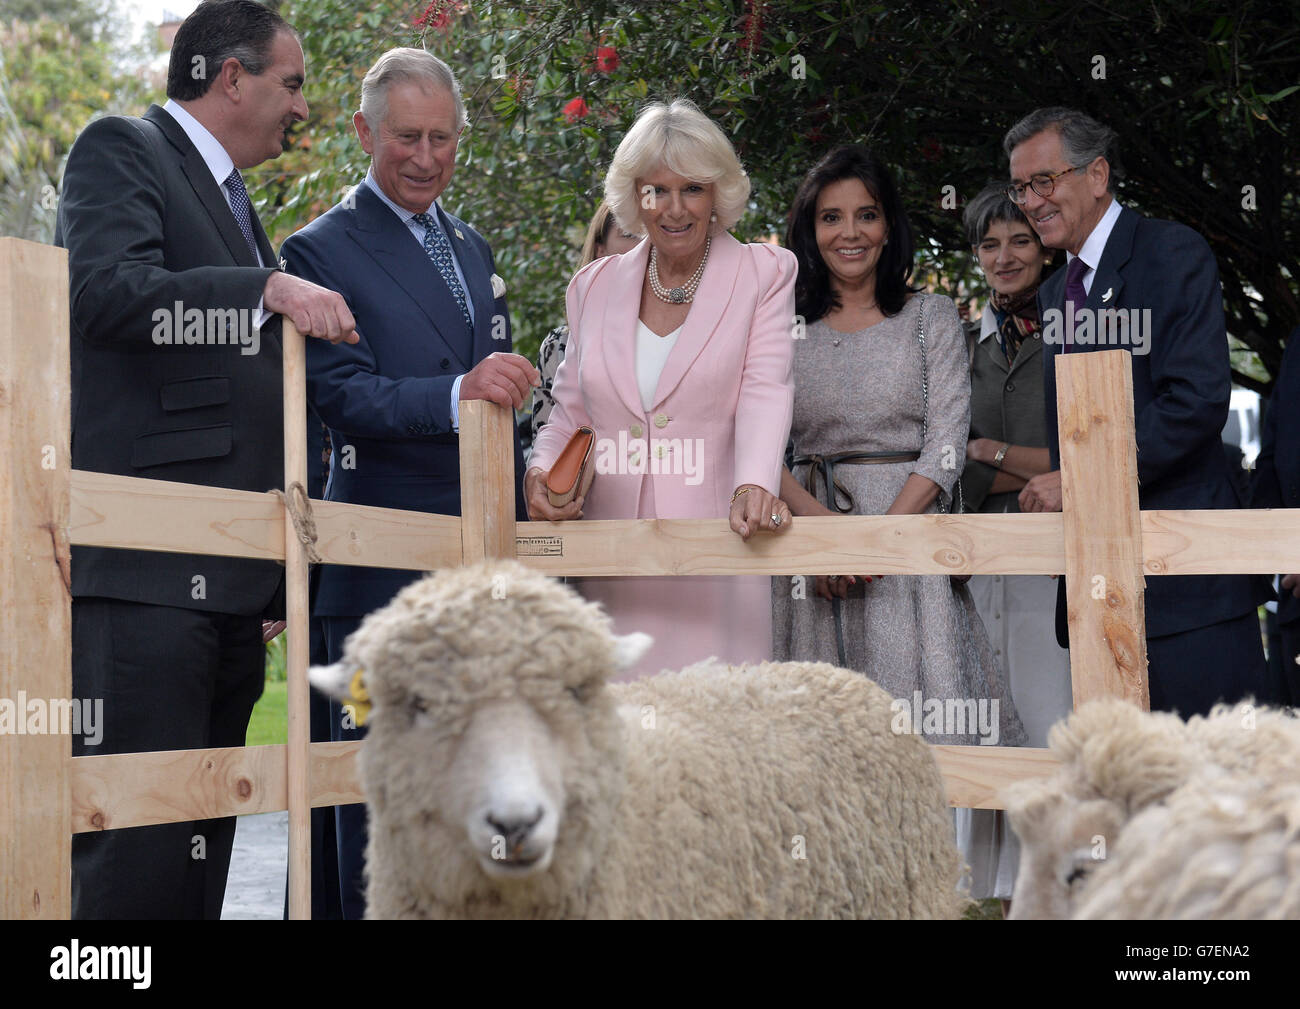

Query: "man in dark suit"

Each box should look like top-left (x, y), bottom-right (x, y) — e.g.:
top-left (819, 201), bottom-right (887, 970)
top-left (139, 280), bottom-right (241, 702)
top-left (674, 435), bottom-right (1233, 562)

top-left (1005, 106), bottom-right (1271, 717)
top-left (280, 47), bottom-right (537, 918)
top-left (57, 0), bottom-right (356, 918)
top-left (1251, 325), bottom-right (1300, 706)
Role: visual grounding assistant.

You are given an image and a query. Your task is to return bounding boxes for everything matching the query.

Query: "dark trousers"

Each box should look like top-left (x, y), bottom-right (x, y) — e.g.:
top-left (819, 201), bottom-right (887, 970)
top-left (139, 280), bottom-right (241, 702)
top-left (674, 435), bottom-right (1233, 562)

top-left (283, 610), bottom-right (342, 920)
top-left (1276, 620), bottom-right (1300, 707)
top-left (1147, 610), bottom-right (1272, 718)
top-left (71, 597), bottom-right (265, 919)
top-left (323, 615), bottom-right (367, 920)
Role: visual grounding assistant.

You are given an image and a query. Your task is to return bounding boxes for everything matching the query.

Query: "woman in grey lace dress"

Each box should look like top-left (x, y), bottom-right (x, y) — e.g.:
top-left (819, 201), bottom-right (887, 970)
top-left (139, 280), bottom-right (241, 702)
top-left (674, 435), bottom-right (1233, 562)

top-left (772, 146), bottom-right (1025, 758)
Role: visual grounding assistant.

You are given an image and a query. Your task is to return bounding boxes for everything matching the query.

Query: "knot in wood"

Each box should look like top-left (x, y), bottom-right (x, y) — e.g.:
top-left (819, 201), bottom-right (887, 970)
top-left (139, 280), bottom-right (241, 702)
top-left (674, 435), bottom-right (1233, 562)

top-left (936, 548), bottom-right (965, 570)
top-left (90, 811), bottom-right (105, 829)
top-left (236, 777), bottom-right (252, 799)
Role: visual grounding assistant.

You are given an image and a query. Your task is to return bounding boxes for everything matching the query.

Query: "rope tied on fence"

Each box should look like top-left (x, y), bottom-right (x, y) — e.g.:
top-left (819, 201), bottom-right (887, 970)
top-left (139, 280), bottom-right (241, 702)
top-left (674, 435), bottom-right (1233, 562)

top-left (273, 481), bottom-right (322, 565)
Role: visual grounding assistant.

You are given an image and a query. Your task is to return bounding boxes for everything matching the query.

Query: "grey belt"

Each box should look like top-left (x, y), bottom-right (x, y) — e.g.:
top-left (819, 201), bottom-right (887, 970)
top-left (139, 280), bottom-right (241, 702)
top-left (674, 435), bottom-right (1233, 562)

top-left (793, 450), bottom-right (922, 513)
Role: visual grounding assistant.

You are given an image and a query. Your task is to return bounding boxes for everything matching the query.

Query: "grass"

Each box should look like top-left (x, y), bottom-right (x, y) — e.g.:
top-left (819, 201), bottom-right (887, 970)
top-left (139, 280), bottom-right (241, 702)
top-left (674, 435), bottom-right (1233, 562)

top-left (247, 637), bottom-right (289, 747)
top-left (246, 678), bottom-right (287, 746)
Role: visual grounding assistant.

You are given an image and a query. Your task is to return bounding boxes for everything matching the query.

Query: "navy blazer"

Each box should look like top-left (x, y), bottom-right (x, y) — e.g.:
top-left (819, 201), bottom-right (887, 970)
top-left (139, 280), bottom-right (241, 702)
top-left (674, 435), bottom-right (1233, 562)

top-left (1251, 326), bottom-right (1300, 626)
top-left (281, 182), bottom-right (525, 618)
top-left (1041, 205), bottom-right (1266, 639)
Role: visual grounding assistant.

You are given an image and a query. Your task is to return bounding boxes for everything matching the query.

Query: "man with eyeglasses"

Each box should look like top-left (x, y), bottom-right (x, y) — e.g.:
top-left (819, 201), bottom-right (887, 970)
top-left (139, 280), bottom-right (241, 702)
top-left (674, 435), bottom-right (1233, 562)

top-left (1004, 106), bottom-right (1272, 717)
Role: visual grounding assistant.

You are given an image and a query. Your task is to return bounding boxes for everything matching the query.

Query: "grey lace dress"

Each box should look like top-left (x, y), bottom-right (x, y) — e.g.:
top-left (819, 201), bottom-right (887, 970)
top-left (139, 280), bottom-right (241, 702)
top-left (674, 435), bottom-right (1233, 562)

top-left (771, 295), bottom-right (1026, 750)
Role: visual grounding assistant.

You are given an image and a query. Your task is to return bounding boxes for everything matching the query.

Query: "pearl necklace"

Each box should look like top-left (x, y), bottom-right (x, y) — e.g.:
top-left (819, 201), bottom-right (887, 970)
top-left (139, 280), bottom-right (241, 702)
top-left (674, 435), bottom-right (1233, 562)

top-left (648, 235), bottom-right (711, 304)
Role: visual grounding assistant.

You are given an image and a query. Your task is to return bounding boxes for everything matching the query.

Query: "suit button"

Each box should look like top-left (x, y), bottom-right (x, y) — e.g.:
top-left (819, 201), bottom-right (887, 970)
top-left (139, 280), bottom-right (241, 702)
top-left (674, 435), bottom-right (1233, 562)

top-left (655, 444), bottom-right (667, 459)
top-left (1005, 381), bottom-right (1016, 392)
top-left (441, 358), bottom-right (450, 369)
top-left (630, 452), bottom-right (641, 467)
top-left (630, 424), bottom-right (643, 438)
top-left (654, 413), bottom-right (669, 429)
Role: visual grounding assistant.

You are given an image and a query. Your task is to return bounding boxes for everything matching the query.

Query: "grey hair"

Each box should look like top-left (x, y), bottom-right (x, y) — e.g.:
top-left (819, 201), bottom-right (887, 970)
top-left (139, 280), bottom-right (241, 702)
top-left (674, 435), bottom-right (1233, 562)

top-left (962, 182), bottom-right (1042, 247)
top-left (604, 98), bottom-right (751, 236)
top-left (359, 48), bottom-right (467, 131)
top-left (1003, 107), bottom-right (1123, 192)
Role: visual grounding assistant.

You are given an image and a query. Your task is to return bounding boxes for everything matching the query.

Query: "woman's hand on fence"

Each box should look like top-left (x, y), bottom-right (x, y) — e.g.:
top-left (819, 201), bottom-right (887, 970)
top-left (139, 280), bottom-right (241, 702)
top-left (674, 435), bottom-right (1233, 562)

top-left (1018, 469), bottom-right (1063, 512)
top-left (729, 485), bottom-right (792, 541)
top-left (524, 467), bottom-right (584, 522)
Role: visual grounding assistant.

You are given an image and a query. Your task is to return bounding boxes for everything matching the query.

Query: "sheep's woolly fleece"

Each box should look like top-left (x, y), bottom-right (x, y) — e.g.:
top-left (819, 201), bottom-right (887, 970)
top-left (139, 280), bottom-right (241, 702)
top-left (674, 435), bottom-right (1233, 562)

top-left (1007, 697), bottom-right (1300, 919)
top-left (317, 560), bottom-right (967, 920)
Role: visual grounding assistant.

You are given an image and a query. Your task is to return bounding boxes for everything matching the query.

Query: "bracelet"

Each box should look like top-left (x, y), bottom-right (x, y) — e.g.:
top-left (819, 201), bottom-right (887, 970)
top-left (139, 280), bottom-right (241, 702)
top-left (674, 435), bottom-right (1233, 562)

top-left (992, 443), bottom-right (1010, 469)
top-left (730, 486), bottom-right (752, 505)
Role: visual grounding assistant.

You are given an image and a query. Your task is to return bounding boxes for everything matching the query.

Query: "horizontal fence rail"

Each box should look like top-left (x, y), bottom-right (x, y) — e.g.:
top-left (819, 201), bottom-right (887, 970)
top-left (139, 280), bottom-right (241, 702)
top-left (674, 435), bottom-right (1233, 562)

top-left (2, 236), bottom-right (1283, 918)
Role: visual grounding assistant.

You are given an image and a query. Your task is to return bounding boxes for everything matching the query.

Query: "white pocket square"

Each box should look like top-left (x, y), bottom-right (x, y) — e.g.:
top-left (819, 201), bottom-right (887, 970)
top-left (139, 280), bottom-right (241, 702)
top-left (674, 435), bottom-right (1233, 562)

top-left (490, 273), bottom-right (507, 299)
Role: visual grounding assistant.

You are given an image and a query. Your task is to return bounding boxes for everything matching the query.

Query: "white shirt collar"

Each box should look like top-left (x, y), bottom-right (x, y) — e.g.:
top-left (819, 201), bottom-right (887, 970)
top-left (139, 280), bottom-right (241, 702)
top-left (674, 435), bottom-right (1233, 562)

top-left (978, 302), bottom-right (998, 343)
top-left (363, 168), bottom-right (439, 227)
top-left (161, 99), bottom-right (236, 190)
top-left (1068, 196), bottom-right (1122, 272)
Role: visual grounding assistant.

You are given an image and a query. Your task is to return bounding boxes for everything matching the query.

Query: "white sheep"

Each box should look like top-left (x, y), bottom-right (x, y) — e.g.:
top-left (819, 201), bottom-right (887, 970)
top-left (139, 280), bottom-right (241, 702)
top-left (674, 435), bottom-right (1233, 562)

top-left (1006, 697), bottom-right (1300, 919)
top-left (1072, 772), bottom-right (1300, 919)
top-left (309, 559), bottom-right (966, 920)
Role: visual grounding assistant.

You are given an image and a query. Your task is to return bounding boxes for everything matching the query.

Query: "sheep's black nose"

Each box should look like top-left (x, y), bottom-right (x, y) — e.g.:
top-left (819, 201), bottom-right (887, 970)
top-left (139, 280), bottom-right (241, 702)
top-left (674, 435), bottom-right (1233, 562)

top-left (486, 807), bottom-right (544, 851)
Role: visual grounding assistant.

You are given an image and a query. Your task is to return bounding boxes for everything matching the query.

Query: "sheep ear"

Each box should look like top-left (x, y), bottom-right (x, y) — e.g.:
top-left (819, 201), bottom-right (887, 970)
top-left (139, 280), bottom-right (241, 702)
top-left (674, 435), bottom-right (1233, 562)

top-left (308, 661), bottom-right (358, 701)
top-left (612, 632), bottom-right (653, 672)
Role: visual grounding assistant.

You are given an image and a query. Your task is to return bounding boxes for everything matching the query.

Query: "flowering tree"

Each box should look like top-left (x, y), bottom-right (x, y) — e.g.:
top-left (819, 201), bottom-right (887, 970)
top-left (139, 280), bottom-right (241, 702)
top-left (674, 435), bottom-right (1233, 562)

top-left (269, 0), bottom-right (1299, 385)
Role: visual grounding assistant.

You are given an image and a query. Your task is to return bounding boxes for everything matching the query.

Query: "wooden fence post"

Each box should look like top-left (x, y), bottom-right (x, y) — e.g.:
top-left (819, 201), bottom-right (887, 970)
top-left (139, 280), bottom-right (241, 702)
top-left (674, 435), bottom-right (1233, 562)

top-left (281, 321), bottom-right (312, 919)
top-left (1055, 350), bottom-right (1150, 708)
top-left (0, 238), bottom-right (72, 918)
top-left (458, 400), bottom-right (517, 562)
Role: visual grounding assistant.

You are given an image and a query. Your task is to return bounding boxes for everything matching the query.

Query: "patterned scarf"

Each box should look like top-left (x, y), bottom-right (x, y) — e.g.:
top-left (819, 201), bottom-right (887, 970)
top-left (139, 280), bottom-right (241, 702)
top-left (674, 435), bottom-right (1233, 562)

top-left (989, 286), bottom-right (1041, 367)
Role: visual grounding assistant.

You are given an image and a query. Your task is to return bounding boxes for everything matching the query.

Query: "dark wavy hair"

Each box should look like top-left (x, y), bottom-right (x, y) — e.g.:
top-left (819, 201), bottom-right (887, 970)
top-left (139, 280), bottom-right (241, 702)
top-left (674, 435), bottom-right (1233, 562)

top-left (785, 145), bottom-right (916, 322)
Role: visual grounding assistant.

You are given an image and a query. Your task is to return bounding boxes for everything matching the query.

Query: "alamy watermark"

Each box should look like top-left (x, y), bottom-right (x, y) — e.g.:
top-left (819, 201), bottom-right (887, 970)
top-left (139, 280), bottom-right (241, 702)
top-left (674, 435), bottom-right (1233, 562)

top-left (1041, 304), bottom-right (1151, 355)
top-left (593, 431), bottom-right (705, 484)
top-left (151, 301), bottom-right (260, 355)
top-left (0, 692), bottom-right (103, 746)
top-left (890, 691), bottom-right (1000, 745)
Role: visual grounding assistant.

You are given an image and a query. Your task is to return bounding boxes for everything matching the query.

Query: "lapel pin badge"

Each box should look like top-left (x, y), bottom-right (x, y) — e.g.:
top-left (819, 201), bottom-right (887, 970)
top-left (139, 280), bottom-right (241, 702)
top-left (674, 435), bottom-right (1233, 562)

top-left (454, 227), bottom-right (464, 240)
top-left (1101, 287), bottom-right (1113, 303)
top-left (278, 257), bottom-right (287, 272)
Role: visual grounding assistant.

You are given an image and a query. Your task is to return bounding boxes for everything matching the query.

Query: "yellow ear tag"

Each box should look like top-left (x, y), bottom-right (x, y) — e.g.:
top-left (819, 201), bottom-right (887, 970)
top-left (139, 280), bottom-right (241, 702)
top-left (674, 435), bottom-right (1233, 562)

top-left (343, 668), bottom-right (371, 727)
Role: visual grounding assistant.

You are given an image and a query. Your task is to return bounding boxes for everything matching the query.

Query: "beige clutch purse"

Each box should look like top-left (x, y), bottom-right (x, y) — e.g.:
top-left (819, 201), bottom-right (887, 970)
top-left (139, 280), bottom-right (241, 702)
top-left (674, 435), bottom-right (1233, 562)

top-left (546, 427), bottom-right (597, 506)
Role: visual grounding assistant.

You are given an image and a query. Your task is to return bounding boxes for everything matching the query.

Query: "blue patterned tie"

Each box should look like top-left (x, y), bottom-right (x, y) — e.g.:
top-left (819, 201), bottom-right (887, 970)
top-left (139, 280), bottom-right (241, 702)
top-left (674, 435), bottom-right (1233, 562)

top-left (1063, 255), bottom-right (1088, 354)
top-left (413, 212), bottom-right (472, 333)
top-left (223, 168), bottom-right (260, 262)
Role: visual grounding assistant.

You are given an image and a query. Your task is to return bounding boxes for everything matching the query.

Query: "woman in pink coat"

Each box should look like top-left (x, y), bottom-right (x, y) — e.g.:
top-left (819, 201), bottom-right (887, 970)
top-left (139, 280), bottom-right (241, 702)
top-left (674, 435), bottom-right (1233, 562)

top-left (526, 98), bottom-right (796, 680)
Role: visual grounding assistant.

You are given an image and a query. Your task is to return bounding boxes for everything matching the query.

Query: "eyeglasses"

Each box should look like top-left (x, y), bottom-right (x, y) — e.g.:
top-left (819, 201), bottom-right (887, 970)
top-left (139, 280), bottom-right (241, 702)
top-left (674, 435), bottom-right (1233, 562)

top-left (1005, 164), bottom-right (1088, 205)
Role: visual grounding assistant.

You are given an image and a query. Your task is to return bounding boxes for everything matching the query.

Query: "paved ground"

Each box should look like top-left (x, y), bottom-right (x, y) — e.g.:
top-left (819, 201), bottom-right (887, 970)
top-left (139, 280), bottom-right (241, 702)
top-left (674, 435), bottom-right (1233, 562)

top-left (221, 811), bottom-right (288, 920)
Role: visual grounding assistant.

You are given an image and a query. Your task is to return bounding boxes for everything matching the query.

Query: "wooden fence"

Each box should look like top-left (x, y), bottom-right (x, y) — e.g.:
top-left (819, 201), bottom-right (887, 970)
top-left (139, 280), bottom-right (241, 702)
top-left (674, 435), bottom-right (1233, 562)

top-left (2, 236), bottom-right (1292, 918)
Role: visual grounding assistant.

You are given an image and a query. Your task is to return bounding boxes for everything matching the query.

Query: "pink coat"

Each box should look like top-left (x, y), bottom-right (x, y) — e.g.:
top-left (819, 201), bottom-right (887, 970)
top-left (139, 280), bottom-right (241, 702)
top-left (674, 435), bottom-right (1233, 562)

top-left (530, 231), bottom-right (796, 679)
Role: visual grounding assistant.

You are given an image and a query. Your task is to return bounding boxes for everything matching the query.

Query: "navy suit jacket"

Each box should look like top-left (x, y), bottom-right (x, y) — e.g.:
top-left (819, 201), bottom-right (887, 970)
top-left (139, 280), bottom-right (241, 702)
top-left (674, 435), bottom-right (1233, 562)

top-left (281, 182), bottom-right (525, 618)
top-left (1251, 326), bottom-right (1300, 627)
top-left (1041, 205), bottom-right (1267, 640)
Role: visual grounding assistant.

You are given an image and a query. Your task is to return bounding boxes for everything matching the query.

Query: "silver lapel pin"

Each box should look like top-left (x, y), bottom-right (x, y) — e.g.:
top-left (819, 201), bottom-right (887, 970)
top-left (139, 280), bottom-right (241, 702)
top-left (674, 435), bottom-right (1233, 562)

top-left (1101, 287), bottom-right (1114, 303)
top-left (454, 228), bottom-right (464, 241)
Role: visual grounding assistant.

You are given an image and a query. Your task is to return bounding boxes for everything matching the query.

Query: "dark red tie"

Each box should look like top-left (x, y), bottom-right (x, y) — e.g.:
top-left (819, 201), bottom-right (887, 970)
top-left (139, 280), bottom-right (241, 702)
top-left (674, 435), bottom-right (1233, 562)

top-left (1063, 256), bottom-right (1088, 354)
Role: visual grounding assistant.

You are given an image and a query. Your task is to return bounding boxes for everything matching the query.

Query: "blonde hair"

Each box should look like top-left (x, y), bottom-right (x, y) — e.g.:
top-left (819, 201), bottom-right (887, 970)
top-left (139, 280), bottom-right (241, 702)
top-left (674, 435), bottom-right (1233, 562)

top-left (604, 98), bottom-right (750, 236)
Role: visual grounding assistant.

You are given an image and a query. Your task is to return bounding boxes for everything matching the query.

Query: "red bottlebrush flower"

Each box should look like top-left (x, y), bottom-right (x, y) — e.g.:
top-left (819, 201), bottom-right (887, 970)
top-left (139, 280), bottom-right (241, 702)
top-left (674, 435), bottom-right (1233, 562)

top-left (594, 46), bottom-right (619, 73)
top-left (921, 137), bottom-right (943, 163)
top-left (413, 0), bottom-right (457, 31)
top-left (562, 97), bottom-right (590, 123)
top-left (740, 0), bottom-right (765, 57)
